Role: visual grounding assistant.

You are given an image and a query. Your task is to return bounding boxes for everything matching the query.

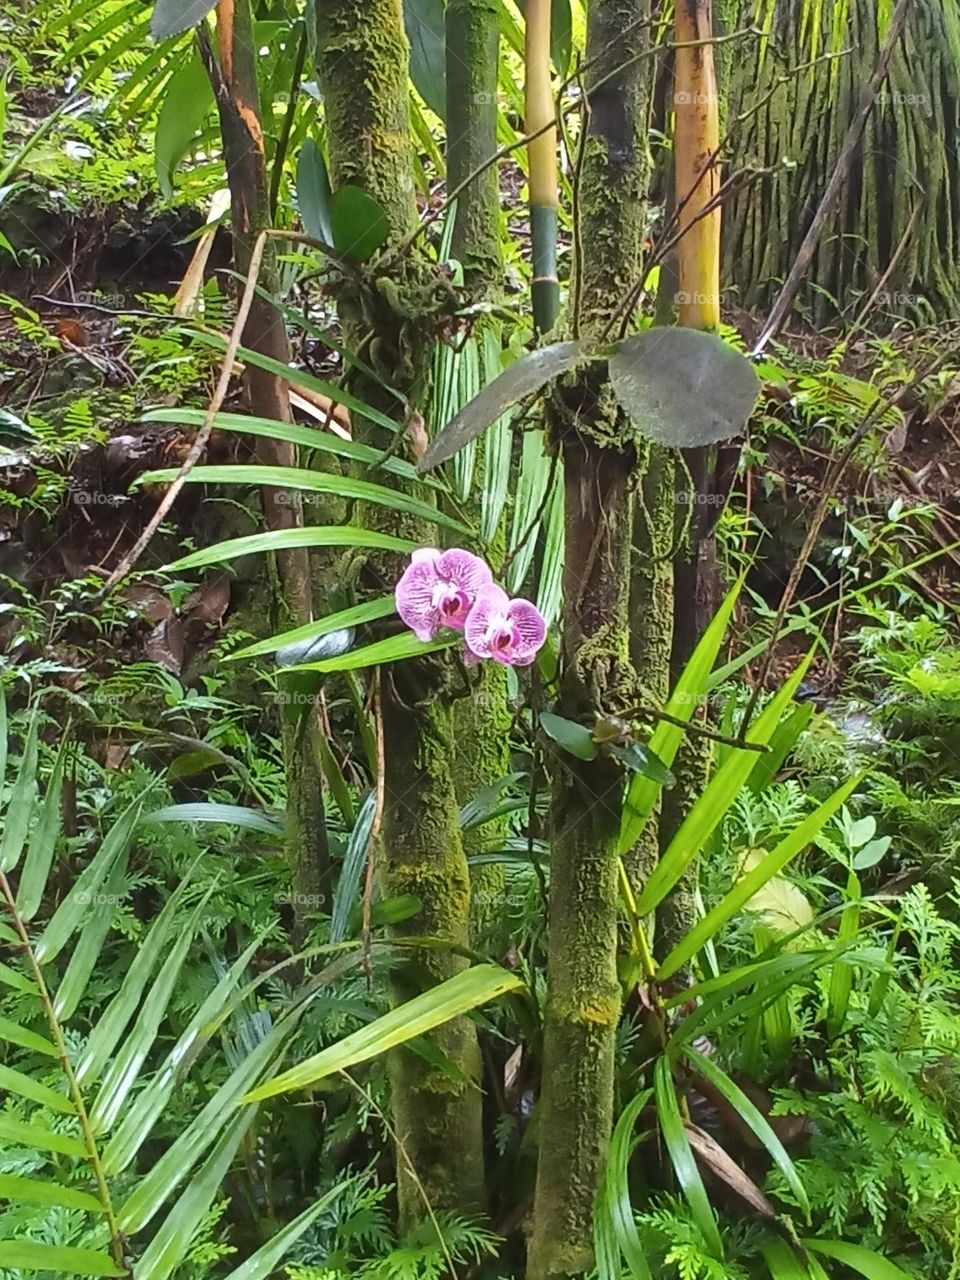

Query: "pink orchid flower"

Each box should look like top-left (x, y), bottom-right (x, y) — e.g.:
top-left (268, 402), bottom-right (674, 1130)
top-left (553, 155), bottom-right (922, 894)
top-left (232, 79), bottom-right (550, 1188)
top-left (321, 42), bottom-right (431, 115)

top-left (395, 547), bottom-right (493, 642)
top-left (464, 584), bottom-right (547, 667)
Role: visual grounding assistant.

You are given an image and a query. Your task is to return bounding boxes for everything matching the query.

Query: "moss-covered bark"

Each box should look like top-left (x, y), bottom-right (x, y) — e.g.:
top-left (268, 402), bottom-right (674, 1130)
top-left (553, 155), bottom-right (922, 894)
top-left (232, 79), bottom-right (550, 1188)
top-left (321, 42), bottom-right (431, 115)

top-left (446, 0), bottom-right (501, 290)
top-left (529, 431), bottom-right (634, 1280)
top-left (314, 0), bottom-right (485, 1226)
top-left (205, 0), bottom-right (330, 907)
top-left (528, 3), bottom-right (655, 1275)
top-left (443, 7), bottom-right (512, 937)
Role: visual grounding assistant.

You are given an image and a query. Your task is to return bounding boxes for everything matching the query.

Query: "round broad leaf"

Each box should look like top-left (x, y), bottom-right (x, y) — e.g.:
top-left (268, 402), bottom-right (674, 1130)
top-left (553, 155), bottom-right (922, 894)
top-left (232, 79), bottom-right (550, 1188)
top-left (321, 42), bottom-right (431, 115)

top-left (540, 712), bottom-right (598, 761)
top-left (609, 328), bottom-right (761, 447)
top-left (330, 185), bottom-right (389, 262)
top-left (737, 848), bottom-right (813, 933)
top-left (418, 341), bottom-right (585, 473)
top-left (151, 0), bottom-right (217, 41)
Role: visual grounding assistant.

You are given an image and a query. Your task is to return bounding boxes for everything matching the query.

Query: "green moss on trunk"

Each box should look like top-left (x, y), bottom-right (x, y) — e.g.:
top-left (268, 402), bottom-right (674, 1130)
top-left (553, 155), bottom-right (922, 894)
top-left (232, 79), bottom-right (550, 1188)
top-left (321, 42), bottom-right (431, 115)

top-left (529, 430), bottom-right (634, 1280)
top-left (313, 0), bottom-right (485, 1226)
top-left (380, 683), bottom-right (485, 1224)
top-left (446, 0), bottom-right (501, 289)
top-left (528, 2), bottom-right (654, 1274)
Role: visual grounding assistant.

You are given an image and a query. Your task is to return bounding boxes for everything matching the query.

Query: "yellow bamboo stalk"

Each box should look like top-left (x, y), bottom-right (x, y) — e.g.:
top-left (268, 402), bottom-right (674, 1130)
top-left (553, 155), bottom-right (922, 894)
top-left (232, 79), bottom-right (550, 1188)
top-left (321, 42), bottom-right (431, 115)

top-left (674, 0), bottom-right (721, 331)
top-left (525, 0), bottom-right (559, 331)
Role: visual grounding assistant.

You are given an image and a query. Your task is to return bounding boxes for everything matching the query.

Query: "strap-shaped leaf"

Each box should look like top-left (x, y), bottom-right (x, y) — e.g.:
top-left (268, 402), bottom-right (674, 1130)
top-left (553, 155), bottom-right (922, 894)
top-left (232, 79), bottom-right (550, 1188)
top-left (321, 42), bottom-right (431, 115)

top-left (658, 772), bottom-right (865, 981)
top-left (243, 963), bottom-right (525, 1101)
top-left (89, 890), bottom-right (214, 1133)
top-left (0, 1065), bottom-right (75, 1113)
top-left (0, 1173), bottom-right (102, 1213)
top-left (141, 407), bottom-right (444, 488)
top-left (130, 1108), bottom-right (258, 1280)
top-left (595, 1090), bottom-right (654, 1280)
top-left (54, 860), bottom-right (127, 1022)
top-left (16, 738), bottom-right (67, 922)
top-left (0, 1114), bottom-right (86, 1158)
top-left (167, 526), bottom-right (418, 573)
top-left (34, 798), bottom-right (141, 966)
top-left (609, 328), bottom-right (761, 447)
top-left (75, 873), bottom-right (196, 1086)
top-left (418, 342), bottom-right (585, 472)
top-left (682, 1046), bottom-right (810, 1218)
top-left (0, 962), bottom-right (37, 996)
top-left (137, 465), bottom-right (471, 535)
top-left (636, 652), bottom-right (813, 918)
top-left (220, 1180), bottom-right (348, 1280)
top-left (0, 1016), bottom-right (58, 1058)
top-left (654, 1057), bottom-right (723, 1258)
top-left (116, 1013), bottom-right (292, 1230)
top-left (0, 1241), bottom-right (124, 1276)
top-left (0, 707), bottom-right (38, 873)
top-left (804, 1239), bottom-right (916, 1280)
top-left (230, 595), bottom-right (396, 661)
top-left (293, 630), bottom-right (459, 674)
top-left (103, 934), bottom-right (265, 1178)
top-left (619, 577), bottom-right (742, 854)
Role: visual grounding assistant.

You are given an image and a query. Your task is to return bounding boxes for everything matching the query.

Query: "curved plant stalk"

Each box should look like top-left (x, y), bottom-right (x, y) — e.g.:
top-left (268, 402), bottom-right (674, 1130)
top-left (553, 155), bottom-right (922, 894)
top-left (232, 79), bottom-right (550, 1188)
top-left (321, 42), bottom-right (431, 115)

top-left (525, 0), bottom-right (559, 332)
top-left (0, 700), bottom-right (322, 1278)
top-left (0, 871), bottom-right (128, 1277)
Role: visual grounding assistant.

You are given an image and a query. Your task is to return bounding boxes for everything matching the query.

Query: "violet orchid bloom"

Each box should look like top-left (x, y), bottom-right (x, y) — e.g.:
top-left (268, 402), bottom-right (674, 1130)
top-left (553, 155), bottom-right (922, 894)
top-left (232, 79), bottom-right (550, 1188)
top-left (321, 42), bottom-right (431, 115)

top-left (395, 547), bottom-right (493, 642)
top-left (464, 584), bottom-right (547, 667)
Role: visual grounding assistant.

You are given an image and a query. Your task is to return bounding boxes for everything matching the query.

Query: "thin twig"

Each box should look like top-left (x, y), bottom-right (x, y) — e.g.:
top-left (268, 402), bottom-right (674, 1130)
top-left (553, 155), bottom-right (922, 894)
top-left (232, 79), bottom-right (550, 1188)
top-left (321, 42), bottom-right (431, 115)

top-left (100, 228), bottom-right (273, 592)
top-left (341, 1071), bottom-right (459, 1278)
top-left (753, 0), bottom-right (914, 355)
top-left (623, 704), bottom-right (769, 751)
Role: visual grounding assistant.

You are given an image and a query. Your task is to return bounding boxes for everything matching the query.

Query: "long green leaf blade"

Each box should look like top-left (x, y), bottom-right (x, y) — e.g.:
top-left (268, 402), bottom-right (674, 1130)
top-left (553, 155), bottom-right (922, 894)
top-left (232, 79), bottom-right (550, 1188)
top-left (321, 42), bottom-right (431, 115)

top-left (34, 799), bottom-right (141, 966)
top-left (0, 708), bottom-right (39, 873)
top-left (619, 578), bottom-right (742, 854)
top-left (682, 1047), bottom-right (810, 1218)
top-left (0, 1065), bottom-right (75, 1114)
top-left (243, 963), bottom-right (524, 1101)
top-left (219, 1182), bottom-right (346, 1280)
top-left (0, 1114), bottom-right (87, 1158)
top-left (658, 773), bottom-right (865, 981)
top-left (131, 1108), bottom-right (257, 1280)
top-left (166, 526), bottom-right (417, 572)
top-left (0, 1241), bottom-right (124, 1276)
top-left (654, 1057), bottom-right (723, 1258)
top-left (805, 1239), bottom-right (916, 1279)
top-left (138, 465), bottom-right (471, 535)
top-left (636, 652), bottom-right (813, 916)
top-left (229, 596), bottom-right (396, 661)
top-left (0, 1173), bottom-right (102, 1213)
top-left (16, 739), bottom-right (67, 921)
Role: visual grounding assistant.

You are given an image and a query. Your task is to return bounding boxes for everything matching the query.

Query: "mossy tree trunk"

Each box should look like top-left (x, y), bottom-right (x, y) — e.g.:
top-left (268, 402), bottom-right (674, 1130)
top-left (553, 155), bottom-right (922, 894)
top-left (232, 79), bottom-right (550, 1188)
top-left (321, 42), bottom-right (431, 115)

top-left (445, 0), bottom-right (513, 937)
top-left (203, 0), bottom-right (331, 908)
top-left (313, 0), bottom-right (485, 1228)
top-left (528, 2), bottom-right (656, 1275)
